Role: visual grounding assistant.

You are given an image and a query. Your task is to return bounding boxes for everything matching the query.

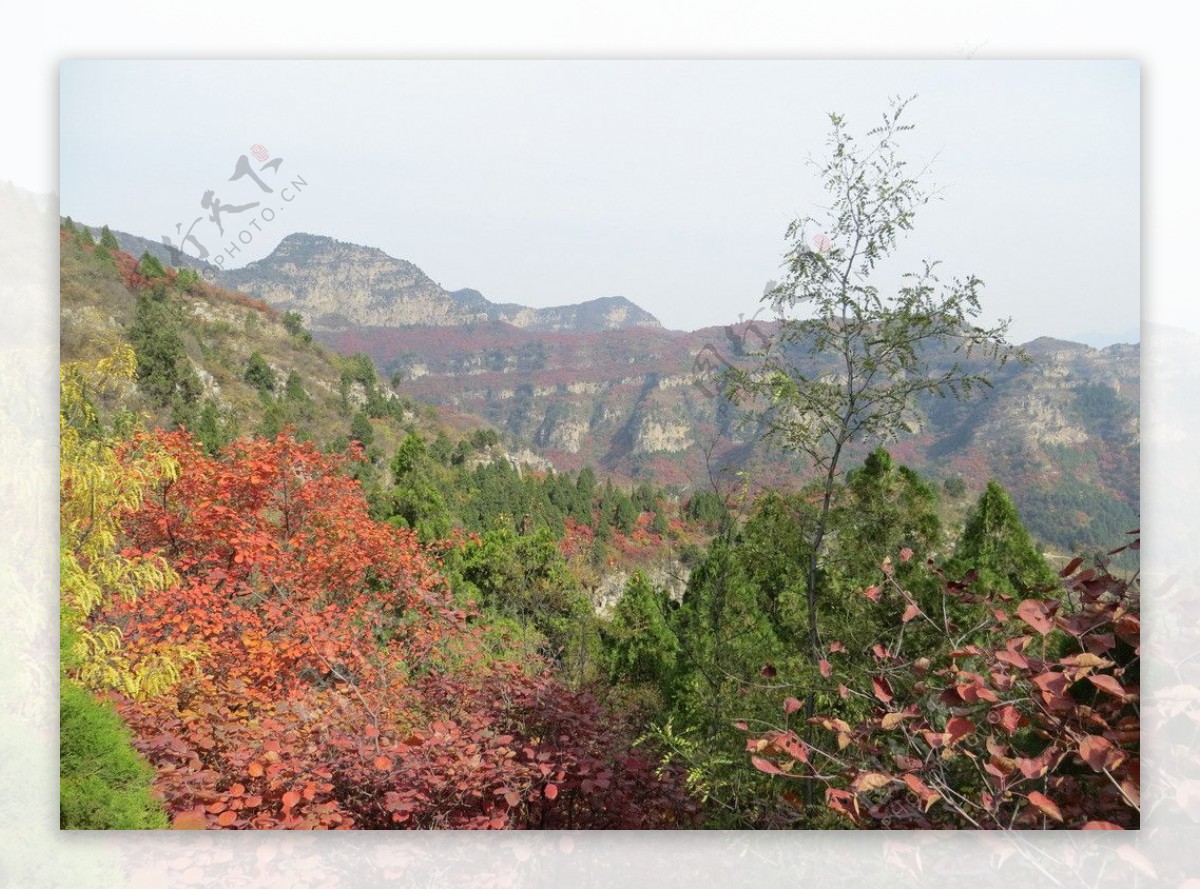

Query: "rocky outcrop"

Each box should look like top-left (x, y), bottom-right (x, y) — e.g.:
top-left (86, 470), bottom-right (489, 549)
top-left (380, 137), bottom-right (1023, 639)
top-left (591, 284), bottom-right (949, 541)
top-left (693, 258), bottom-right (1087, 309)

top-left (969, 339), bottom-right (1140, 451)
top-left (591, 561), bottom-right (691, 618)
top-left (216, 234), bottom-right (662, 334)
top-left (631, 412), bottom-right (693, 455)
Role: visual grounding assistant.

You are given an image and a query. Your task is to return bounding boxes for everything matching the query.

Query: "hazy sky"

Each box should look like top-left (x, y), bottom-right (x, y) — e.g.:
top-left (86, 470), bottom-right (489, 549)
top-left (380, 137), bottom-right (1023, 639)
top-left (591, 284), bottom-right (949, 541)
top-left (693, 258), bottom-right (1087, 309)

top-left (60, 60), bottom-right (1138, 344)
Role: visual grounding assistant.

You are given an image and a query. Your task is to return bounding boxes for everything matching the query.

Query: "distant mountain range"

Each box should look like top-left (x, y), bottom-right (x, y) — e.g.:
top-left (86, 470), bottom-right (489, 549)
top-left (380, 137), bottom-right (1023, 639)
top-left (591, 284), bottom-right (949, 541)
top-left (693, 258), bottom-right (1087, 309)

top-left (85, 222), bottom-right (1140, 555)
top-left (92, 227), bottom-right (662, 334)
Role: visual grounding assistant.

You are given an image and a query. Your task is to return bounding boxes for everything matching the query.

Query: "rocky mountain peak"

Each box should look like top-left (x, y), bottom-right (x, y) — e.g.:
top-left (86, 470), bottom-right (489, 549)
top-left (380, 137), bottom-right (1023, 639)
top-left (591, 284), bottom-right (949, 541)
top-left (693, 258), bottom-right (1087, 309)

top-left (214, 232), bottom-right (662, 334)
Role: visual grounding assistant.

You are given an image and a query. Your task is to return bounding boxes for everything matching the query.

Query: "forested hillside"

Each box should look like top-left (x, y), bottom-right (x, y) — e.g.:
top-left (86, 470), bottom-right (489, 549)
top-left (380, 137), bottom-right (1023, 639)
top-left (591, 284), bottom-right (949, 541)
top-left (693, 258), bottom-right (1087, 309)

top-left (324, 321), bottom-right (1138, 559)
top-left (59, 223), bottom-right (708, 829)
top-left (94, 220), bottom-right (1140, 560)
top-left (60, 104), bottom-right (1138, 833)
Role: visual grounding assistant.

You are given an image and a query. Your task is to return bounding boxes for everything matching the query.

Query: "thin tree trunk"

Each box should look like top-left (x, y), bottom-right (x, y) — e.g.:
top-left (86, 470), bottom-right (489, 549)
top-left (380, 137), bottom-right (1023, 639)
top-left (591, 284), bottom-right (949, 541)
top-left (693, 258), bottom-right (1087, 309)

top-left (803, 440), bottom-right (843, 806)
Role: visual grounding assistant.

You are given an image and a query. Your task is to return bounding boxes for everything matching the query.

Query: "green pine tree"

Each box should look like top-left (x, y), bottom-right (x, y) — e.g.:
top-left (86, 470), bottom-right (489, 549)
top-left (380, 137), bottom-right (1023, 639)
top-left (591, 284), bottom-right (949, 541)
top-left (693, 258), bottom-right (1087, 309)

top-left (606, 573), bottom-right (679, 684)
top-left (949, 480), bottom-right (1058, 596)
top-left (243, 352), bottom-right (275, 393)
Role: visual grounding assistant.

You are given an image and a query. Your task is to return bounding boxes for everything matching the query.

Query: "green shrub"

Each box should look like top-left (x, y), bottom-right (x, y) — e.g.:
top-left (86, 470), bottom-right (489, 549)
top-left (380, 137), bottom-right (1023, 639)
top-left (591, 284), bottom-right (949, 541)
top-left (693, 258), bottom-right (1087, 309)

top-left (282, 310), bottom-right (312, 342)
top-left (137, 252), bottom-right (167, 280)
top-left (60, 680), bottom-right (167, 830)
top-left (350, 410), bottom-right (375, 446)
top-left (244, 351), bottom-right (275, 392)
top-left (174, 267), bottom-right (201, 290)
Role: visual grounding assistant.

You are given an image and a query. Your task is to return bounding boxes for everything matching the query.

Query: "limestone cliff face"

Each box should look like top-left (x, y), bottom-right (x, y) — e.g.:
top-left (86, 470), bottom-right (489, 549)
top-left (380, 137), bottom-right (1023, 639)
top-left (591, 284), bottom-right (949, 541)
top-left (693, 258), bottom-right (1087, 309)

top-left (970, 338), bottom-right (1140, 451)
top-left (96, 221), bottom-right (1138, 553)
top-left (591, 561), bottom-right (691, 618)
top-left (222, 235), bottom-right (464, 328)
top-left (974, 390), bottom-right (1090, 448)
top-left (325, 318), bottom-right (1140, 558)
top-left (631, 411), bottom-right (693, 455)
top-left (218, 234), bottom-right (662, 334)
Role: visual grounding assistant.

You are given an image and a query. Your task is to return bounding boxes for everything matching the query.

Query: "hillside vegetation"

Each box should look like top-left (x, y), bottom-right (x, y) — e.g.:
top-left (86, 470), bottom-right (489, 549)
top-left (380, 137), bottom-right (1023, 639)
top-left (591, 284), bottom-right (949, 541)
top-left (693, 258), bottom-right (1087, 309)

top-left (60, 210), bottom-right (1138, 832)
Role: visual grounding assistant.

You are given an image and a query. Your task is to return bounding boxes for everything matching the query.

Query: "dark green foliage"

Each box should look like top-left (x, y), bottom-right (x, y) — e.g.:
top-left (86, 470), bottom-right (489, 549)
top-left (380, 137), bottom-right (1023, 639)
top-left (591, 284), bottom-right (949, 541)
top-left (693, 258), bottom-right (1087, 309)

top-left (333, 353), bottom-right (425, 426)
top-left (1019, 477), bottom-right (1140, 559)
top-left (386, 474), bottom-right (451, 538)
top-left (664, 537), bottom-right (795, 824)
top-left (678, 542), bottom-right (705, 569)
top-left (1072, 382), bottom-right (1128, 429)
top-left (948, 480), bottom-right (1058, 597)
top-left (674, 535), bottom-right (792, 706)
top-left (606, 573), bottom-right (679, 684)
top-left (60, 680), bottom-right (167, 830)
top-left (350, 411), bottom-right (375, 446)
top-left (612, 494), bottom-right (639, 534)
top-left (632, 482), bottom-right (660, 514)
top-left (383, 432), bottom-right (450, 536)
top-left (255, 398), bottom-right (288, 439)
top-left (839, 450), bottom-right (942, 567)
top-left (650, 511), bottom-right (669, 536)
top-left (98, 225), bottom-right (120, 251)
top-left (431, 430), bottom-right (453, 465)
top-left (341, 352), bottom-right (377, 389)
top-left (137, 251), bottom-right (167, 280)
top-left (174, 267), bottom-right (201, 290)
top-left (282, 310), bottom-right (312, 343)
top-left (733, 491), bottom-right (813, 633)
top-left (194, 400), bottom-right (232, 455)
top-left (171, 397), bottom-right (235, 456)
top-left (283, 370), bottom-right (308, 404)
top-left (60, 607), bottom-right (163, 829)
top-left (128, 291), bottom-right (198, 405)
top-left (684, 490), bottom-right (727, 527)
top-left (470, 428), bottom-right (500, 450)
top-left (458, 524), bottom-right (600, 682)
top-left (943, 474), bottom-right (967, 499)
top-left (243, 351), bottom-right (275, 392)
top-left (391, 432), bottom-right (428, 481)
top-left (576, 466), bottom-right (596, 502)
top-left (646, 453), bottom-right (954, 825)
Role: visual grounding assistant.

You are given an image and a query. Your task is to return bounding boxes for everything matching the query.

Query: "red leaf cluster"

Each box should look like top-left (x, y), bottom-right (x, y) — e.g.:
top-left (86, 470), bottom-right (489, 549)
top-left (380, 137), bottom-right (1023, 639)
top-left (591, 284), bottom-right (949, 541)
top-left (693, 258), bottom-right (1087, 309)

top-left (108, 430), bottom-right (696, 829)
top-left (742, 544), bottom-right (1140, 830)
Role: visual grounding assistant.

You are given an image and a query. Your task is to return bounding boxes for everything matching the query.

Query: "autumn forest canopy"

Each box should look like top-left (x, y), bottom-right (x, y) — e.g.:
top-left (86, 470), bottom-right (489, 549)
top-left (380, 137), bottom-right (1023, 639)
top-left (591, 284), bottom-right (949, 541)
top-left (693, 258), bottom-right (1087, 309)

top-left (59, 105), bottom-right (1139, 832)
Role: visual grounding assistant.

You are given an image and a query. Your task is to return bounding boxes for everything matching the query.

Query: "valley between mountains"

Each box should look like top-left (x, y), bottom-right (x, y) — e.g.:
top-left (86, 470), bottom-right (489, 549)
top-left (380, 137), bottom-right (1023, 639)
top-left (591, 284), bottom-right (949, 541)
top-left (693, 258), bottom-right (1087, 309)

top-left (114, 226), bottom-right (1140, 559)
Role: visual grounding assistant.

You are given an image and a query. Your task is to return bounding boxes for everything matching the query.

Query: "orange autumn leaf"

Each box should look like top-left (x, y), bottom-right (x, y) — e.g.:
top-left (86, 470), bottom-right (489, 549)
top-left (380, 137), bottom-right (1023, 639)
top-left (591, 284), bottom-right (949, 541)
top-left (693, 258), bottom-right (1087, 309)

top-left (1028, 791), bottom-right (1063, 823)
top-left (171, 811), bottom-right (207, 830)
top-left (871, 676), bottom-right (894, 703)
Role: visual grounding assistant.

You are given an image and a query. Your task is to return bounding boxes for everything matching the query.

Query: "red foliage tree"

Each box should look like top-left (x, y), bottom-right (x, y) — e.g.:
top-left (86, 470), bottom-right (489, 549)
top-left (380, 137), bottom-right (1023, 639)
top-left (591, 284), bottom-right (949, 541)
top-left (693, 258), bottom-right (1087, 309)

top-left (743, 541), bottom-right (1140, 830)
top-left (106, 430), bottom-right (695, 829)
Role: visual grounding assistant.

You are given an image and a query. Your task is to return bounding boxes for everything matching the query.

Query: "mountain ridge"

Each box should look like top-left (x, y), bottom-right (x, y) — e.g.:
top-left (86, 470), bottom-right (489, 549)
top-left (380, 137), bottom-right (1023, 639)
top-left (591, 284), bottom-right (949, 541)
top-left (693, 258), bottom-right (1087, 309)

top-left (68, 217), bottom-right (1140, 555)
top-left (79, 221), bottom-right (1139, 349)
top-left (87, 226), bottom-right (664, 335)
